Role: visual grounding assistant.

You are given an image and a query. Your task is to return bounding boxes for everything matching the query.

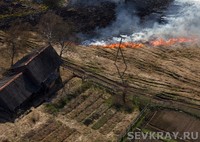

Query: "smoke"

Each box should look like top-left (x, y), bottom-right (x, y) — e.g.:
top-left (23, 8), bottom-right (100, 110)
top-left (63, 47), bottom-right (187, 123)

top-left (96, 4), bottom-right (140, 38)
top-left (82, 0), bottom-right (200, 45)
top-left (149, 0), bottom-right (200, 38)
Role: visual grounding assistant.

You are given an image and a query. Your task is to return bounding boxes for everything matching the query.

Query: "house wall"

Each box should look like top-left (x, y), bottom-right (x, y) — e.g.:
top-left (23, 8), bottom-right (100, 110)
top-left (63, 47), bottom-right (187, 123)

top-left (0, 97), bottom-right (10, 112)
top-left (0, 106), bottom-right (12, 122)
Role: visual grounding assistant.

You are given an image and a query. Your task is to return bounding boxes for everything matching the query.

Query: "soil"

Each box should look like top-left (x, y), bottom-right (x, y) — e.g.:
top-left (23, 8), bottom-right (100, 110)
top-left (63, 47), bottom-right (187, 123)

top-left (148, 110), bottom-right (200, 134)
top-left (143, 110), bottom-right (200, 142)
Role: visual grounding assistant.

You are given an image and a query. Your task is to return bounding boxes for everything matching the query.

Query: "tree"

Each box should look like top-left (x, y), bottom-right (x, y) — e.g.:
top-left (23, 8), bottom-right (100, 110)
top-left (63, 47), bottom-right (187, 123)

top-left (4, 20), bottom-right (30, 66)
top-left (53, 20), bottom-right (75, 57)
top-left (38, 11), bottom-right (75, 57)
top-left (38, 11), bottom-right (62, 45)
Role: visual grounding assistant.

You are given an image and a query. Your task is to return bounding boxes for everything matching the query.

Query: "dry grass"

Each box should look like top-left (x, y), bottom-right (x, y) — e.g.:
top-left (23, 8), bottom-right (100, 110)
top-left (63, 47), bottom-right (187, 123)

top-left (0, 107), bottom-right (50, 142)
top-left (59, 43), bottom-right (200, 104)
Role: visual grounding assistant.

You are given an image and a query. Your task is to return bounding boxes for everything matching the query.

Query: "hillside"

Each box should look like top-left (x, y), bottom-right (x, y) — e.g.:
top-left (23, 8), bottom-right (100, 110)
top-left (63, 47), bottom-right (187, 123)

top-left (60, 43), bottom-right (200, 105)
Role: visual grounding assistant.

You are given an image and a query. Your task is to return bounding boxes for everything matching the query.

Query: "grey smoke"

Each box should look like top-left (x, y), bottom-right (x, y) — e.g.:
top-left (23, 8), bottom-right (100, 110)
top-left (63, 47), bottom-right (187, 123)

top-left (82, 0), bottom-right (200, 45)
top-left (148, 0), bottom-right (200, 39)
top-left (96, 4), bottom-right (140, 38)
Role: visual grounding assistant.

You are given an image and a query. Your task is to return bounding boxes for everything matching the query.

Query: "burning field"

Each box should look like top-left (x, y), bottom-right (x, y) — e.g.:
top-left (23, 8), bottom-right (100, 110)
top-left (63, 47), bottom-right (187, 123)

top-left (68, 0), bottom-right (200, 104)
top-left (81, 0), bottom-right (200, 48)
top-left (99, 37), bottom-right (197, 49)
top-left (54, 0), bottom-right (200, 106)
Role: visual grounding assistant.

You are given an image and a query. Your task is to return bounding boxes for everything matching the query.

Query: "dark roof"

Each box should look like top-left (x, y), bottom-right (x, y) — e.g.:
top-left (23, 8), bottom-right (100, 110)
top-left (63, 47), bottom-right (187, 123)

top-left (12, 46), bottom-right (62, 84)
top-left (11, 51), bottom-right (36, 69)
top-left (0, 75), bottom-right (15, 89)
top-left (12, 46), bottom-right (62, 68)
top-left (26, 46), bottom-right (62, 83)
top-left (0, 73), bottom-right (39, 111)
top-left (0, 46), bottom-right (62, 112)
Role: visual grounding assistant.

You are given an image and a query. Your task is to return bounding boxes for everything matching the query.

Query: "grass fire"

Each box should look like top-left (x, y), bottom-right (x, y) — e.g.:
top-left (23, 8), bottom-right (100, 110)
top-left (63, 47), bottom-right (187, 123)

top-left (98, 37), bottom-right (196, 49)
top-left (150, 37), bottom-right (196, 46)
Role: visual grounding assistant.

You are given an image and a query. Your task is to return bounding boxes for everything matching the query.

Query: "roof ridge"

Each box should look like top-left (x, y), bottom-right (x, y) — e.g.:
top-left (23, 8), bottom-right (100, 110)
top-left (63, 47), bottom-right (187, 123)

top-left (24, 46), bottom-right (51, 66)
top-left (0, 72), bottom-right (23, 91)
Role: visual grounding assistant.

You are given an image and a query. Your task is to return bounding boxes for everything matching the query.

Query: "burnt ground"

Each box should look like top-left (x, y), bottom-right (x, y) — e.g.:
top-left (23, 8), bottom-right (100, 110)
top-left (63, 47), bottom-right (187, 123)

top-left (0, 0), bottom-right (47, 29)
top-left (0, 1), bottom-right (117, 33)
top-left (58, 1), bottom-right (117, 33)
top-left (0, 0), bottom-right (172, 34)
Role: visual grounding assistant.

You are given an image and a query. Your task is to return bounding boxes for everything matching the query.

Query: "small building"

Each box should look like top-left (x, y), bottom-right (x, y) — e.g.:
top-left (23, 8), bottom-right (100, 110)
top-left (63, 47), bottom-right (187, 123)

top-left (0, 46), bottom-right (63, 122)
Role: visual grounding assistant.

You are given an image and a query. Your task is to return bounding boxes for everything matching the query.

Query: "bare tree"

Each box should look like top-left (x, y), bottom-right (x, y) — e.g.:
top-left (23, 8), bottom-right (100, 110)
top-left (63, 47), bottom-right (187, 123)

top-left (38, 11), bottom-right (62, 45)
top-left (4, 20), bottom-right (30, 66)
top-left (38, 11), bottom-right (75, 58)
top-left (53, 21), bottom-right (75, 57)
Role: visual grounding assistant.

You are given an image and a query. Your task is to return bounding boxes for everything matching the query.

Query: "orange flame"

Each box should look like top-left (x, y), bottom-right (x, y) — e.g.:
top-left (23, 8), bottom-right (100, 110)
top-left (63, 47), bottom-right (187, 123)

top-left (99, 37), bottom-right (195, 49)
top-left (150, 37), bottom-right (194, 46)
top-left (104, 42), bottom-right (145, 48)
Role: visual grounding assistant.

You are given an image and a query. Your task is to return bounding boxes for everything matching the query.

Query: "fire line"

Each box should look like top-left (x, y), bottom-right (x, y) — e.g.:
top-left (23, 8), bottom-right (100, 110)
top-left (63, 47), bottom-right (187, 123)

top-left (104, 42), bottom-right (145, 48)
top-left (150, 37), bottom-right (194, 46)
top-left (101, 37), bottom-right (195, 48)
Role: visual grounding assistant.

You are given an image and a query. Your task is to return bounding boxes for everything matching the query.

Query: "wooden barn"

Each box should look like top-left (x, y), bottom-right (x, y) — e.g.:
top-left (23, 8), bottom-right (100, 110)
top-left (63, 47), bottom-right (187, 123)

top-left (0, 46), bottom-right (63, 121)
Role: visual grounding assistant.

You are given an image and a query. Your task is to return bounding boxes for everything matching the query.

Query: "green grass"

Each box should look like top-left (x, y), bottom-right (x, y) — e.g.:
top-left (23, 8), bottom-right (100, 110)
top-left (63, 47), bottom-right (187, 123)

top-left (70, 81), bottom-right (93, 97)
top-left (45, 103), bottom-right (59, 115)
top-left (45, 81), bottom-right (94, 115)
top-left (45, 95), bottom-right (71, 115)
top-left (104, 96), bottom-right (113, 107)
top-left (133, 114), bottom-right (146, 129)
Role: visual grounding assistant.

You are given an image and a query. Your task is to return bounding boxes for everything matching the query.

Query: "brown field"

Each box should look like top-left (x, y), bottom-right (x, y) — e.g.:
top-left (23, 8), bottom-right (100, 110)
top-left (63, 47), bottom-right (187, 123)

top-left (142, 110), bottom-right (200, 142)
top-left (55, 80), bottom-right (140, 141)
top-left (20, 119), bottom-right (77, 142)
top-left (147, 110), bottom-right (200, 133)
top-left (56, 43), bottom-right (200, 105)
top-left (122, 109), bottom-right (200, 142)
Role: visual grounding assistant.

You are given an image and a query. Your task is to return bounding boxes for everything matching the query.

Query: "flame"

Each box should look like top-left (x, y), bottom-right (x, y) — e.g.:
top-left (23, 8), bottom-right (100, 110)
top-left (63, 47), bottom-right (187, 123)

top-left (150, 37), bottom-right (194, 46)
top-left (97, 37), bottom-right (195, 49)
top-left (104, 42), bottom-right (145, 48)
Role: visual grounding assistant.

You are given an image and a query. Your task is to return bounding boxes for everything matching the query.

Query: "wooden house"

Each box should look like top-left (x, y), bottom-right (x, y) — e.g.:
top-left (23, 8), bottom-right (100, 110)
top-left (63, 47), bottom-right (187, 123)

top-left (0, 46), bottom-right (63, 121)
